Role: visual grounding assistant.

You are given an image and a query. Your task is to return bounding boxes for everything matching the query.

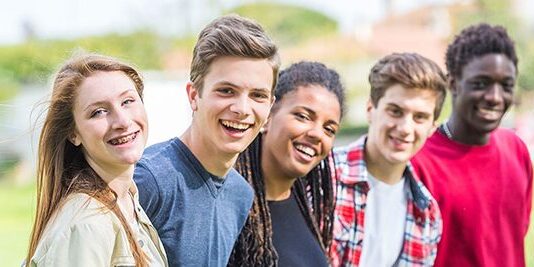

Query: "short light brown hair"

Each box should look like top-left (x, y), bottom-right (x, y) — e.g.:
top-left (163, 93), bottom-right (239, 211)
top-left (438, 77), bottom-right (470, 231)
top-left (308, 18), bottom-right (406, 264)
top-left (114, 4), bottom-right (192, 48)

top-left (190, 14), bottom-right (280, 95)
top-left (369, 52), bottom-right (447, 120)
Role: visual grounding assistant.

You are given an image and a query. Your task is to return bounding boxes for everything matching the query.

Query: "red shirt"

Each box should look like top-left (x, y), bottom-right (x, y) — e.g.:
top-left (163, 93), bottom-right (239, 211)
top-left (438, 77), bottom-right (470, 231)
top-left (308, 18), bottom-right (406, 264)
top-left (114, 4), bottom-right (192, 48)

top-left (412, 128), bottom-right (533, 267)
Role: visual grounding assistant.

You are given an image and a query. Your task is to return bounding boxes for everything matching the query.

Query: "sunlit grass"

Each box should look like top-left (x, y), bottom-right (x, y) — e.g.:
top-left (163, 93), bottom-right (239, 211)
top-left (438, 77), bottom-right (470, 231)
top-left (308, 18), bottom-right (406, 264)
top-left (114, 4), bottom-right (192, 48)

top-left (0, 183), bottom-right (35, 267)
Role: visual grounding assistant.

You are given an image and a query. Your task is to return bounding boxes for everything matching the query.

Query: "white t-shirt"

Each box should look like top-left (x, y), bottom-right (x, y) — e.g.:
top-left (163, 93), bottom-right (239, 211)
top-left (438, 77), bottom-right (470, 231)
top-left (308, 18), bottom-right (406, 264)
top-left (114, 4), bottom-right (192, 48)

top-left (359, 174), bottom-right (408, 267)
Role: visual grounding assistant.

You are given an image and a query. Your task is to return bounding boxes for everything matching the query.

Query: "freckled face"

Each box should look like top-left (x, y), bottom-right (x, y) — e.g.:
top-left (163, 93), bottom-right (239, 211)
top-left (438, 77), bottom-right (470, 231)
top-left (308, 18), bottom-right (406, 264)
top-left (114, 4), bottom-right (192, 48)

top-left (71, 71), bottom-right (148, 171)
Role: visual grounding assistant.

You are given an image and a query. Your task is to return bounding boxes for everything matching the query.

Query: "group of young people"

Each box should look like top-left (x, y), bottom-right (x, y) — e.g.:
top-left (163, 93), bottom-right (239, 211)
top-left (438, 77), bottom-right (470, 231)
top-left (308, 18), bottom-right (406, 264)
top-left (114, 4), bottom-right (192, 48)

top-left (24, 14), bottom-right (531, 267)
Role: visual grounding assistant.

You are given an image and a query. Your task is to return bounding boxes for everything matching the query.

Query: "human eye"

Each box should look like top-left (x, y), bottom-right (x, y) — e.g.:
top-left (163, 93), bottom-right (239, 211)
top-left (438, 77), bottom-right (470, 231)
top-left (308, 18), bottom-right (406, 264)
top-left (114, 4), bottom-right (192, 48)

top-left (387, 107), bottom-right (402, 117)
top-left (471, 79), bottom-right (488, 90)
top-left (324, 126), bottom-right (337, 136)
top-left (90, 108), bottom-right (107, 118)
top-left (294, 112), bottom-right (310, 121)
top-left (122, 98), bottom-right (135, 106)
top-left (502, 81), bottom-right (515, 92)
top-left (413, 113), bottom-right (430, 123)
top-left (251, 91), bottom-right (270, 101)
top-left (217, 87), bottom-right (234, 95)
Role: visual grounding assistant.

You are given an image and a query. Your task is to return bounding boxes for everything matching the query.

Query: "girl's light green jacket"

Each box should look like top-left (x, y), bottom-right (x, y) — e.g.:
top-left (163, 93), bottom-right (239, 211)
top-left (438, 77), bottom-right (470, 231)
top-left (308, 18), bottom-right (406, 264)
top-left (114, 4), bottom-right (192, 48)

top-left (29, 191), bottom-right (168, 267)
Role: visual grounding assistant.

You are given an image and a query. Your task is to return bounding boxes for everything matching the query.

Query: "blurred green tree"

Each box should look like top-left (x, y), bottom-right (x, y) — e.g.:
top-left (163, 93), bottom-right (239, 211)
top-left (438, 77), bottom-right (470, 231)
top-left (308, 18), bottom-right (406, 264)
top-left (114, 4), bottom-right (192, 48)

top-left (227, 3), bottom-right (337, 45)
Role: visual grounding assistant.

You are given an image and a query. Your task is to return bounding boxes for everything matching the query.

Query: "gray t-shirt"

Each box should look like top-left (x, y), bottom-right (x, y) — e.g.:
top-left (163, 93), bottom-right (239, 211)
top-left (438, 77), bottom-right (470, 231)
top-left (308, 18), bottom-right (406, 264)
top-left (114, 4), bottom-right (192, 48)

top-left (134, 138), bottom-right (254, 267)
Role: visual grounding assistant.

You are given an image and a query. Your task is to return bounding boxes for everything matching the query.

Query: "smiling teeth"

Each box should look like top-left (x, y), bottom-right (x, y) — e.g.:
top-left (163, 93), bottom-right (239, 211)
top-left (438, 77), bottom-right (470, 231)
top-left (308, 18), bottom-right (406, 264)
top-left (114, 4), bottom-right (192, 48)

top-left (110, 132), bottom-right (137, 145)
top-left (221, 120), bottom-right (250, 130)
top-left (295, 144), bottom-right (316, 157)
top-left (479, 108), bottom-right (500, 114)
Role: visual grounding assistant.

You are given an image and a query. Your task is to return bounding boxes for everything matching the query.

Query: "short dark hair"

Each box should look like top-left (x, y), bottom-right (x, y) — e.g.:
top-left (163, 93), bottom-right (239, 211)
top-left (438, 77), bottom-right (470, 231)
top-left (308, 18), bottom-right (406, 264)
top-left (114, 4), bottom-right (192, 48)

top-left (369, 53), bottom-right (447, 120)
top-left (446, 23), bottom-right (518, 79)
top-left (274, 61), bottom-right (346, 118)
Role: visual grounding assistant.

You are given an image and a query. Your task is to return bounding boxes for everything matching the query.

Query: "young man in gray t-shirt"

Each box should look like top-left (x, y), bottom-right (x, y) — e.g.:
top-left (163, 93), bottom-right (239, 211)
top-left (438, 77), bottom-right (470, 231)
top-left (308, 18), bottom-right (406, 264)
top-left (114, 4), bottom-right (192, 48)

top-left (134, 15), bottom-right (280, 266)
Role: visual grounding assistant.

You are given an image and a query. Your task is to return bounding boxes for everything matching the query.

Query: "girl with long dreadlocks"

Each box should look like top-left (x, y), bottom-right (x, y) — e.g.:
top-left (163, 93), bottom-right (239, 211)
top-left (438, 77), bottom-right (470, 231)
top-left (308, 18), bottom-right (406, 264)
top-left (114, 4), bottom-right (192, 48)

top-left (228, 61), bottom-right (345, 266)
top-left (25, 53), bottom-right (167, 267)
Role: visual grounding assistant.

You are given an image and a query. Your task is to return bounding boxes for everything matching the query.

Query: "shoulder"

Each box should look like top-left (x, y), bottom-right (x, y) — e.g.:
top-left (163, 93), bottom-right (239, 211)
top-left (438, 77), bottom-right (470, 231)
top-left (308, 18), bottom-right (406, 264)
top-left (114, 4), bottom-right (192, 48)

top-left (494, 128), bottom-right (527, 146)
top-left (493, 128), bottom-right (533, 173)
top-left (135, 138), bottom-right (186, 190)
top-left (138, 138), bottom-right (182, 167)
top-left (493, 128), bottom-right (531, 158)
top-left (52, 194), bottom-right (119, 231)
top-left (411, 131), bottom-right (446, 169)
top-left (31, 194), bottom-right (121, 265)
top-left (227, 169), bottom-right (254, 196)
top-left (413, 131), bottom-right (444, 156)
top-left (333, 136), bottom-right (366, 164)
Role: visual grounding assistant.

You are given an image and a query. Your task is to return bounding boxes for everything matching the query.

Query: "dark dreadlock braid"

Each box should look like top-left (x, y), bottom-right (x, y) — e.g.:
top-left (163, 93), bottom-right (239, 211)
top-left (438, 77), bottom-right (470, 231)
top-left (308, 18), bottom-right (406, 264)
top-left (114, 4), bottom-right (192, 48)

top-left (229, 134), bottom-right (278, 266)
top-left (293, 152), bottom-right (336, 251)
top-left (228, 134), bottom-right (336, 266)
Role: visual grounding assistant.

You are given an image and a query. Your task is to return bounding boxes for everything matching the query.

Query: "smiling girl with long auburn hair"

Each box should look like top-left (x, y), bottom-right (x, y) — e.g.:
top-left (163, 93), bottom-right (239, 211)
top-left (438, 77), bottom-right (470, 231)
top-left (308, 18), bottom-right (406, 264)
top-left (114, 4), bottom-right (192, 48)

top-left (25, 53), bottom-right (167, 267)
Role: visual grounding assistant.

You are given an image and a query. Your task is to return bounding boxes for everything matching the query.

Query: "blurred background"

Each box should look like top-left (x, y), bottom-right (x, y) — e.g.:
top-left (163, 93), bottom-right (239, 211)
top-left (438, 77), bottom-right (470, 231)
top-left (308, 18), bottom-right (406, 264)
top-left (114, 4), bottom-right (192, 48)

top-left (1, 0), bottom-right (533, 265)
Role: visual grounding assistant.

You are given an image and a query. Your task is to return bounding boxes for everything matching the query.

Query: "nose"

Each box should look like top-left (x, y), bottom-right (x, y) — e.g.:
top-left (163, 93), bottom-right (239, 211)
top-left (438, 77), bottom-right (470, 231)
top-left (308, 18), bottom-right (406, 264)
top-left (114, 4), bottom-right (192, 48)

top-left (111, 109), bottom-right (132, 129)
top-left (396, 116), bottom-right (414, 135)
top-left (484, 84), bottom-right (504, 105)
top-left (306, 124), bottom-right (323, 143)
top-left (229, 95), bottom-right (252, 117)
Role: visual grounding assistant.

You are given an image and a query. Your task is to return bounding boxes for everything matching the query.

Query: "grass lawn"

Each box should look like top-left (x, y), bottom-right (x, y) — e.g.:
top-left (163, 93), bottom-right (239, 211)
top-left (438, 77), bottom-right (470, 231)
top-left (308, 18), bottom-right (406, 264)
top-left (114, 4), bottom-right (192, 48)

top-left (0, 184), bottom-right (35, 267)
top-left (0, 183), bottom-right (533, 266)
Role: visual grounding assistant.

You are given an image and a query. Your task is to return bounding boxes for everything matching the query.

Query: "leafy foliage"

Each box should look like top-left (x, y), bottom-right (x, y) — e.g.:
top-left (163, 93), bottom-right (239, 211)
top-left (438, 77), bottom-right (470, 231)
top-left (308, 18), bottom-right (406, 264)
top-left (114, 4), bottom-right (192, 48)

top-left (0, 31), bottom-right (162, 100)
top-left (227, 2), bottom-right (337, 44)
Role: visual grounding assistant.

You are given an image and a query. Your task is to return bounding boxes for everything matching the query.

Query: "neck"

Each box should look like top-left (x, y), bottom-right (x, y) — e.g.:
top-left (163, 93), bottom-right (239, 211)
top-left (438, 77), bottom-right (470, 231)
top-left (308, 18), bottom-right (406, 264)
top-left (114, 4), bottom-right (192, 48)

top-left (446, 114), bottom-right (490, 145)
top-left (85, 157), bottom-right (133, 199)
top-left (364, 143), bottom-right (405, 185)
top-left (261, 147), bottom-right (294, 201)
top-left (180, 127), bottom-right (236, 177)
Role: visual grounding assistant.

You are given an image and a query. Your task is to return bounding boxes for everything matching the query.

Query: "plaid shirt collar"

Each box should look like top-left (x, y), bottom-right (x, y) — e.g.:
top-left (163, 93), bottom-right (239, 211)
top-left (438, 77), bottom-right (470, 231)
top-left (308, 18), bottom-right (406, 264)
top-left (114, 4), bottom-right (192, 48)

top-left (335, 135), bottom-right (431, 211)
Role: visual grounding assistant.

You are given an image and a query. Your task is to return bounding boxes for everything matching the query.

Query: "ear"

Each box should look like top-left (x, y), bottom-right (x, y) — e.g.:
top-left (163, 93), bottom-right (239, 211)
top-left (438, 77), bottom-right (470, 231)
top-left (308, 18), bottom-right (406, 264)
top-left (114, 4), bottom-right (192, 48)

top-left (69, 132), bottom-right (81, 146)
top-left (186, 82), bottom-right (199, 112)
top-left (429, 120), bottom-right (439, 135)
top-left (270, 95), bottom-right (276, 109)
top-left (261, 116), bottom-right (272, 134)
top-left (366, 99), bottom-right (374, 124)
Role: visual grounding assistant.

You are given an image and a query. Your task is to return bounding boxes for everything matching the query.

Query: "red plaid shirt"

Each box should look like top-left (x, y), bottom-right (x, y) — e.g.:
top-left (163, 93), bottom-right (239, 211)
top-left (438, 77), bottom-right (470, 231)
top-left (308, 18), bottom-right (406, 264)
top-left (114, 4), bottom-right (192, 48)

top-left (330, 136), bottom-right (442, 267)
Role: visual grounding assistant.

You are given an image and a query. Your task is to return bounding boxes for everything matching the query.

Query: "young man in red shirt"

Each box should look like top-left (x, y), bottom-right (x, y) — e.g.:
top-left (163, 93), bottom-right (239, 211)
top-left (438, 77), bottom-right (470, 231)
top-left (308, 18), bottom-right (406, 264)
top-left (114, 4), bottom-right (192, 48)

top-left (412, 24), bottom-right (533, 267)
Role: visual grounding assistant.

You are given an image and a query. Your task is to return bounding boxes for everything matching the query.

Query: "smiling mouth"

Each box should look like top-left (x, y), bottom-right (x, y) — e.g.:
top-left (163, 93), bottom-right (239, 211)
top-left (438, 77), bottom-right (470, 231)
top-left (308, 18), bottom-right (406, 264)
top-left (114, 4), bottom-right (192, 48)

top-left (476, 107), bottom-right (503, 120)
top-left (294, 143), bottom-right (317, 158)
top-left (220, 120), bottom-right (252, 132)
top-left (390, 136), bottom-right (412, 148)
top-left (108, 131), bottom-right (139, 145)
